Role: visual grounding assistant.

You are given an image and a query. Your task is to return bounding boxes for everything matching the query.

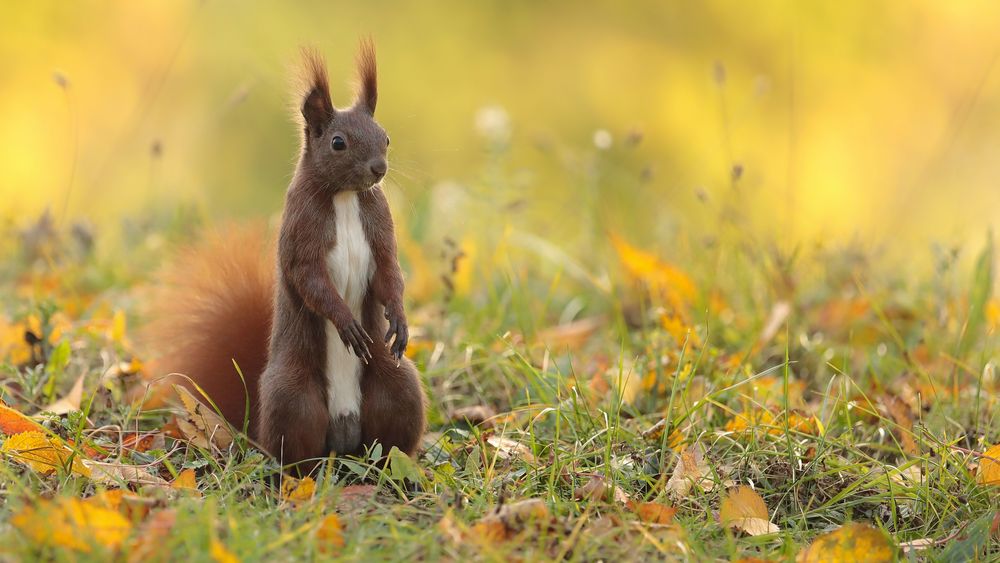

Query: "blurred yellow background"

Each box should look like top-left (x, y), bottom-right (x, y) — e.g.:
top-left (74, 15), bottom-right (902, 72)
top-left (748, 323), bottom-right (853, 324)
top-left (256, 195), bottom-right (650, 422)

top-left (3, 1), bottom-right (1000, 255)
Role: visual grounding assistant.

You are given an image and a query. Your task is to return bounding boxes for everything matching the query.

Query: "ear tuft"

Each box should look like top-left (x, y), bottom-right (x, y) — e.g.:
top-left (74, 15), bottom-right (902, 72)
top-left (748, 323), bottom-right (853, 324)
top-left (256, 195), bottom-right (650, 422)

top-left (298, 47), bottom-right (334, 137)
top-left (355, 37), bottom-right (377, 115)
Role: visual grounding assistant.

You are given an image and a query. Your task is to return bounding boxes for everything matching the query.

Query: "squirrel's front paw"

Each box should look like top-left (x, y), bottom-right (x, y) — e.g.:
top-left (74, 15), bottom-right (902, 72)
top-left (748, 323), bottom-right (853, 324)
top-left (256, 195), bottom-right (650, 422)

top-left (336, 317), bottom-right (373, 362)
top-left (384, 308), bottom-right (409, 360)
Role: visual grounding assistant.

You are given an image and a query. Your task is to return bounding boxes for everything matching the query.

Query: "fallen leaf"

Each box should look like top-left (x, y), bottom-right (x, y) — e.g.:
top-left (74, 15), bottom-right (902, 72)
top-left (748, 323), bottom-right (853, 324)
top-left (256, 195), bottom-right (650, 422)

top-left (611, 233), bottom-right (696, 318)
top-left (471, 498), bottom-right (550, 543)
top-left (796, 523), bottom-right (895, 563)
top-left (172, 468), bottom-right (198, 491)
top-left (486, 435), bottom-right (535, 462)
top-left (281, 476), bottom-right (316, 503)
top-left (537, 316), bottom-right (604, 350)
top-left (316, 514), bottom-right (345, 554)
top-left (11, 497), bottom-right (132, 553)
top-left (85, 460), bottom-right (169, 488)
top-left (881, 394), bottom-right (919, 455)
top-left (210, 539), bottom-right (240, 563)
top-left (757, 300), bottom-right (792, 348)
top-left (0, 403), bottom-right (45, 435)
top-left (127, 509), bottom-right (177, 563)
top-left (720, 486), bottom-right (779, 536)
top-left (1, 430), bottom-right (90, 476)
top-left (121, 432), bottom-right (162, 453)
top-left (574, 475), bottom-right (630, 504)
top-left (629, 501), bottom-right (677, 525)
top-left (173, 385), bottom-right (234, 451)
top-left (41, 372), bottom-right (86, 415)
top-left (978, 444), bottom-right (1000, 485)
top-left (450, 405), bottom-right (496, 427)
top-left (666, 444), bottom-right (714, 498)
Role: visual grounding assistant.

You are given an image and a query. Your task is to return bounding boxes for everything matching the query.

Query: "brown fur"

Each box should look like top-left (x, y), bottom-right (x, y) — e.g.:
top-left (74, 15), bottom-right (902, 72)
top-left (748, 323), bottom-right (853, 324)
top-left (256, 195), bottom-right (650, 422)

top-left (141, 225), bottom-right (273, 431)
top-left (258, 42), bottom-right (424, 473)
top-left (143, 42), bottom-right (425, 475)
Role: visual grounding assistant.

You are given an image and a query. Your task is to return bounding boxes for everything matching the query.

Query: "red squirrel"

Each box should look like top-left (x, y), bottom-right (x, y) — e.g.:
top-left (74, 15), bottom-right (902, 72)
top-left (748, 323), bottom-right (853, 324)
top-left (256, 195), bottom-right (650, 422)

top-left (143, 41), bottom-right (426, 471)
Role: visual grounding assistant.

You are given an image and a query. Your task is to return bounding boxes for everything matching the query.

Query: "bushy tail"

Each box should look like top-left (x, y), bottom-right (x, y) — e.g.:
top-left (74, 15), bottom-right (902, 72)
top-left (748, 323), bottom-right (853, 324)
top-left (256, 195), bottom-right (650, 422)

top-left (139, 224), bottom-right (274, 435)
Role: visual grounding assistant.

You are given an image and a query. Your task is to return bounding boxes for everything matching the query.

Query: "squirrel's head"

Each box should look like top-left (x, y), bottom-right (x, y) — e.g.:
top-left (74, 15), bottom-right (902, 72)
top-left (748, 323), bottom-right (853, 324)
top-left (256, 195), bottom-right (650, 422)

top-left (297, 40), bottom-right (388, 193)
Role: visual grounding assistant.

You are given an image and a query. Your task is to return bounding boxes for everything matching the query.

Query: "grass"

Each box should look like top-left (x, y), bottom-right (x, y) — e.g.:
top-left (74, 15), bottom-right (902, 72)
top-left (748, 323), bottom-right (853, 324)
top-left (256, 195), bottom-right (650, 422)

top-left (1, 147), bottom-right (999, 562)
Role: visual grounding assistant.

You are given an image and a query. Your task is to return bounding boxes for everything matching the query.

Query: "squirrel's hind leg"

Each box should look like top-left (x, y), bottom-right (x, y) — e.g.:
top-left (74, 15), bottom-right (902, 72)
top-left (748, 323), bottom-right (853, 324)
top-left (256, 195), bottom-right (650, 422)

top-left (258, 366), bottom-right (330, 476)
top-left (360, 350), bottom-right (426, 457)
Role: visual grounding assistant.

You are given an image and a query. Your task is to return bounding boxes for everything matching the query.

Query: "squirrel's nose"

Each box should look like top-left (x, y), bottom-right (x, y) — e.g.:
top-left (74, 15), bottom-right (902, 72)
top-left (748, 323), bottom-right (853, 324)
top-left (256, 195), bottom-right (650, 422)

top-left (369, 159), bottom-right (387, 179)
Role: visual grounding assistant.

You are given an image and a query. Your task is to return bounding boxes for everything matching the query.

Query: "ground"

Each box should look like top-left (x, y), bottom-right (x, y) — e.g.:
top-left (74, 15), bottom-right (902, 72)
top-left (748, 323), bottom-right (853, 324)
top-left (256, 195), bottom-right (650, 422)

top-left (0, 210), bottom-right (998, 562)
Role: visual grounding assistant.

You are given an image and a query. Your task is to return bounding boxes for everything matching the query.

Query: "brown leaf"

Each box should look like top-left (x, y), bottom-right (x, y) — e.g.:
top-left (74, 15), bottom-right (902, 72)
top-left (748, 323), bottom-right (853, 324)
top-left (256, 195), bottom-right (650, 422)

top-left (574, 475), bottom-right (630, 504)
top-left (127, 509), bottom-right (177, 563)
top-left (666, 444), bottom-right (714, 498)
top-left (86, 460), bottom-right (170, 488)
top-left (485, 435), bottom-right (535, 462)
top-left (450, 405), bottom-right (496, 427)
top-left (173, 385), bottom-right (234, 451)
top-left (471, 499), bottom-right (551, 543)
top-left (881, 394), bottom-right (919, 455)
top-left (536, 316), bottom-right (604, 350)
top-left (720, 486), bottom-right (779, 536)
top-left (41, 372), bottom-right (86, 414)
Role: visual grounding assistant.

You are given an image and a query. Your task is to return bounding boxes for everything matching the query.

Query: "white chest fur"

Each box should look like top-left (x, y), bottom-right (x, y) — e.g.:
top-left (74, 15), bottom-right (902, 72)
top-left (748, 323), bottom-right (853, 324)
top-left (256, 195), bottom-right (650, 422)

top-left (324, 191), bottom-right (374, 419)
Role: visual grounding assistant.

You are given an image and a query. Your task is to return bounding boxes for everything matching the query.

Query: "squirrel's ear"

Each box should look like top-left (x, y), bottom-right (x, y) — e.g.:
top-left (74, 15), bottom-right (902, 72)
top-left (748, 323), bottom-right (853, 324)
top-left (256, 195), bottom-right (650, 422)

top-left (355, 38), bottom-right (377, 115)
top-left (300, 48), bottom-right (334, 137)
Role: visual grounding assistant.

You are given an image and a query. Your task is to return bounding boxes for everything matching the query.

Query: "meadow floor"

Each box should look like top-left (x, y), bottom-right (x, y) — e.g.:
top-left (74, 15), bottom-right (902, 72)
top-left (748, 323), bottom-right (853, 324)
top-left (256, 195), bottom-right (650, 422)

top-left (1, 213), bottom-right (999, 561)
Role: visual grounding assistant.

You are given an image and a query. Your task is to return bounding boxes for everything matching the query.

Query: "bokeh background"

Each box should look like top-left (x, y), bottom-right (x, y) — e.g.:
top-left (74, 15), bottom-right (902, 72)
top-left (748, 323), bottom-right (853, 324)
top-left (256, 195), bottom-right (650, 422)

top-left (3, 1), bottom-right (1000, 272)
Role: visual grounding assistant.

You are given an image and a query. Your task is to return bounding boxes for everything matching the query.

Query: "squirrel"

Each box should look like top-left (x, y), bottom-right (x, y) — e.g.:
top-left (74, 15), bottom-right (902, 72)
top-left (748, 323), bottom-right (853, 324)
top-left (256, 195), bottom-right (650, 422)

top-left (142, 41), bottom-right (426, 473)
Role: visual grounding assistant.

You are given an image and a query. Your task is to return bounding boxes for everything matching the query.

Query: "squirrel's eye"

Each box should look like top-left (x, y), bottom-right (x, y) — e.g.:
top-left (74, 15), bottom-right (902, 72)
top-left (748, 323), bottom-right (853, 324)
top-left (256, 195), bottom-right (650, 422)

top-left (386, 135), bottom-right (390, 147)
top-left (332, 135), bottom-right (347, 151)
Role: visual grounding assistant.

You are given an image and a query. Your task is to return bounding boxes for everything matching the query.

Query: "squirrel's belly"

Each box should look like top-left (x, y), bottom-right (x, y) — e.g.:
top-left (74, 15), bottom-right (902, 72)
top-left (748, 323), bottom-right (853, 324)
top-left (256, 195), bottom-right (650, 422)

top-left (324, 192), bottom-right (374, 419)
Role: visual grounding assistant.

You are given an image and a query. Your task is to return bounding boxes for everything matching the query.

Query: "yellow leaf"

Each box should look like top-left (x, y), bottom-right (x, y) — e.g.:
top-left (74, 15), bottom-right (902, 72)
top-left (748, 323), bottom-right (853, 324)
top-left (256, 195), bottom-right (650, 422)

top-left (978, 444), bottom-right (1000, 485)
top-left (1, 431), bottom-right (90, 476)
top-left (111, 309), bottom-right (127, 344)
top-left (172, 468), bottom-right (198, 491)
top-left (11, 497), bottom-right (131, 553)
top-left (611, 233), bottom-right (696, 317)
top-left (725, 410), bottom-right (776, 434)
top-left (210, 539), bottom-right (240, 563)
top-left (316, 514), bottom-right (345, 554)
top-left (796, 523), bottom-right (895, 563)
top-left (281, 476), bottom-right (316, 503)
top-left (720, 486), bottom-right (779, 536)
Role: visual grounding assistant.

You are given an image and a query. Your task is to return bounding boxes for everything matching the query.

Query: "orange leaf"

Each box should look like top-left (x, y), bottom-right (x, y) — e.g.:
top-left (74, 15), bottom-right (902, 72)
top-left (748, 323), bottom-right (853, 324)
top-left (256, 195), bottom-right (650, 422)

top-left (172, 468), bottom-right (198, 491)
top-left (978, 444), bottom-right (1000, 485)
top-left (629, 501), bottom-right (677, 525)
top-left (281, 476), bottom-right (316, 503)
top-left (0, 403), bottom-right (45, 435)
top-left (210, 539), bottom-right (240, 563)
top-left (316, 514), bottom-right (345, 554)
